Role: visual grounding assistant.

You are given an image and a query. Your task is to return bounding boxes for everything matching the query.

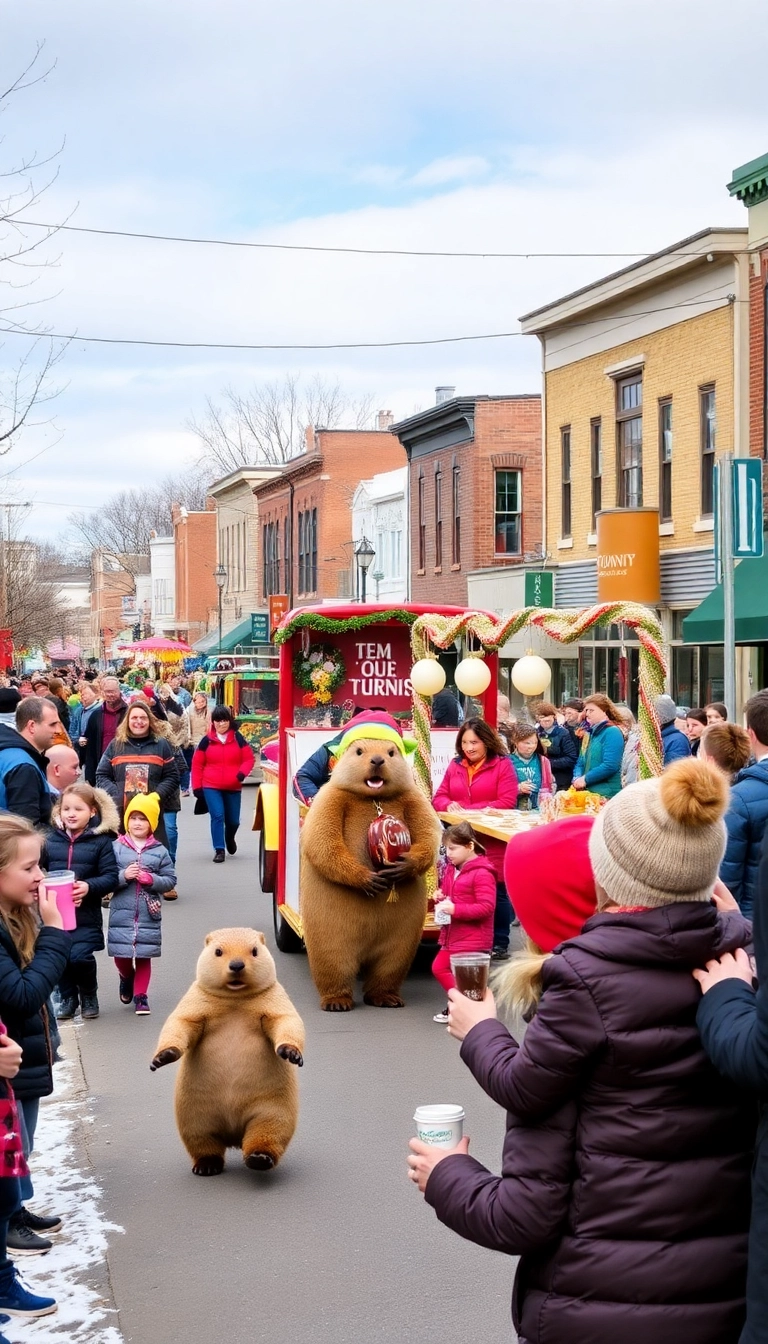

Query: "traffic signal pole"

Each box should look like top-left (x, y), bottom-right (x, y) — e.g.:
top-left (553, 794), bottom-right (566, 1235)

top-left (720, 451), bottom-right (736, 719)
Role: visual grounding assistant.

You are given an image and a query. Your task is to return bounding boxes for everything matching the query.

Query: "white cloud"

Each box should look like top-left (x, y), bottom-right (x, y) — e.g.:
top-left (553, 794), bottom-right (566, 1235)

top-left (409, 156), bottom-right (490, 187)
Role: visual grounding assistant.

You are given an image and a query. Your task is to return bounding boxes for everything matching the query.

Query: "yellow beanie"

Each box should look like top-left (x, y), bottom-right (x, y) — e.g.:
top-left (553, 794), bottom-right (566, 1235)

top-left (124, 792), bottom-right (160, 833)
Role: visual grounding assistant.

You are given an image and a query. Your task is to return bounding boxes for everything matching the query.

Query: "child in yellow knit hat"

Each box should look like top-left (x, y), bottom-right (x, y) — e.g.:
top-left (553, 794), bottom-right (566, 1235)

top-left (109, 794), bottom-right (176, 1015)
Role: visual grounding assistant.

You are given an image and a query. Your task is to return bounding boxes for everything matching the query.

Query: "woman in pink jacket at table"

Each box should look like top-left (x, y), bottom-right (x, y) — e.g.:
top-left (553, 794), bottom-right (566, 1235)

top-left (433, 718), bottom-right (518, 961)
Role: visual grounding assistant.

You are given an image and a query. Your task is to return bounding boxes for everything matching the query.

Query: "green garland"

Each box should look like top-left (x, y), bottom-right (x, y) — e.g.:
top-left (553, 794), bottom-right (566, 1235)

top-left (275, 609), bottom-right (418, 644)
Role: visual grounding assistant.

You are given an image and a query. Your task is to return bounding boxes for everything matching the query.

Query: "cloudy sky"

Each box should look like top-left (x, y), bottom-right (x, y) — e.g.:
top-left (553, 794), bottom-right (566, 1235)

top-left (2, 0), bottom-right (766, 540)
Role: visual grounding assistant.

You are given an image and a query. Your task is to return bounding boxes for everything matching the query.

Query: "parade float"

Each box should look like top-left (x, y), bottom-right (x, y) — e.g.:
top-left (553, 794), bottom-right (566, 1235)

top-left (255, 600), bottom-right (667, 954)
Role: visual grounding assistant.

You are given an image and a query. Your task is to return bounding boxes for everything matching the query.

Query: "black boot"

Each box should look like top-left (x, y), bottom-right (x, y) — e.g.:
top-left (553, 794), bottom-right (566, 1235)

top-left (80, 992), bottom-right (100, 1020)
top-left (224, 824), bottom-right (238, 855)
top-left (56, 994), bottom-right (79, 1020)
top-left (213, 850), bottom-right (225, 863)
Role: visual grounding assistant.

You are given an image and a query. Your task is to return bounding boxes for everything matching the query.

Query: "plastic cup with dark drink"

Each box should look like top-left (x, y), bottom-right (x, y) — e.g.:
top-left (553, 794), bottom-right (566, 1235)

top-left (450, 952), bottom-right (491, 1001)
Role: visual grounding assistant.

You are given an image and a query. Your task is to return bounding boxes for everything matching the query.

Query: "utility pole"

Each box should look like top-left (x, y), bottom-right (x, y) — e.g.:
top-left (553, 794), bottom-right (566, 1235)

top-left (720, 452), bottom-right (736, 719)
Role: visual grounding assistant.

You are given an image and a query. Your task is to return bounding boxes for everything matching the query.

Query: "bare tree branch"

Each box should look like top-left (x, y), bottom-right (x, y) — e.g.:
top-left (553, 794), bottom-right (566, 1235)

top-left (67, 475), bottom-right (213, 576)
top-left (187, 373), bottom-right (375, 478)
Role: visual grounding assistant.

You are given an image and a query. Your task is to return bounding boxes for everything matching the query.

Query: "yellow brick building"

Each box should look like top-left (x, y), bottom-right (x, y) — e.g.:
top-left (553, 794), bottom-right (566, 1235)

top-left (519, 227), bottom-right (753, 711)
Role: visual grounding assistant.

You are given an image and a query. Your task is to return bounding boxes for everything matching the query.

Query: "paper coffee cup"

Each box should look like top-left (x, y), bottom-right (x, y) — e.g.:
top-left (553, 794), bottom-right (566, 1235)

top-left (45, 870), bottom-right (77, 931)
top-left (413, 1104), bottom-right (465, 1148)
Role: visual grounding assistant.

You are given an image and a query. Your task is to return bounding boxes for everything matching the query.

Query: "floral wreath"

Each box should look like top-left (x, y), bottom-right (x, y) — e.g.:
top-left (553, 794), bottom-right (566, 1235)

top-left (293, 644), bottom-right (346, 706)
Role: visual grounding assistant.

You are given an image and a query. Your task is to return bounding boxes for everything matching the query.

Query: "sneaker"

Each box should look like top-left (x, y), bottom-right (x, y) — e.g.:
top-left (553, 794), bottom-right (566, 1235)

top-left (213, 850), bottom-right (225, 863)
top-left (55, 995), bottom-right (78, 1021)
top-left (181, 789), bottom-right (190, 797)
top-left (134, 994), bottom-right (151, 1015)
top-left (6, 1219), bottom-right (52, 1256)
top-left (0, 1267), bottom-right (57, 1316)
top-left (163, 888), bottom-right (178, 901)
top-left (80, 993), bottom-right (100, 1020)
top-left (119, 973), bottom-right (135, 1005)
top-left (491, 946), bottom-right (511, 962)
top-left (19, 1208), bottom-right (62, 1235)
top-left (432, 1008), bottom-right (450, 1023)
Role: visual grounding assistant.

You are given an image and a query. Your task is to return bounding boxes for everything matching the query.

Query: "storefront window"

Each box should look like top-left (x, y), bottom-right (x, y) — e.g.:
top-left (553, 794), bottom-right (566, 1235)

top-left (672, 647), bottom-right (697, 712)
top-left (701, 645), bottom-right (724, 703)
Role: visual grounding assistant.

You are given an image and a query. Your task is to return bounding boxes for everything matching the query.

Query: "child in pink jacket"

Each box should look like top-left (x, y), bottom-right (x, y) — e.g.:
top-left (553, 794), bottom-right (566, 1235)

top-left (432, 822), bottom-right (497, 1023)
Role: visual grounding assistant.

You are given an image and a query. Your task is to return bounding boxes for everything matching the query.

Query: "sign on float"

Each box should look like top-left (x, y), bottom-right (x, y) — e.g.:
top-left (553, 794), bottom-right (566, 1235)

top-left (596, 508), bottom-right (661, 605)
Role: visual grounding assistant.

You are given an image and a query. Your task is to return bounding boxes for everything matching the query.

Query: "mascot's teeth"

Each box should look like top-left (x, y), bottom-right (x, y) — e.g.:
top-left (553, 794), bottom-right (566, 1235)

top-left (367, 779), bottom-right (384, 789)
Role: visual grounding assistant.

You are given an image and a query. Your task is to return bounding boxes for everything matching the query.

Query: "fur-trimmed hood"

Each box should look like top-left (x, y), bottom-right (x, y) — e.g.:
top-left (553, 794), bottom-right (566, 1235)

top-left (50, 786), bottom-right (121, 837)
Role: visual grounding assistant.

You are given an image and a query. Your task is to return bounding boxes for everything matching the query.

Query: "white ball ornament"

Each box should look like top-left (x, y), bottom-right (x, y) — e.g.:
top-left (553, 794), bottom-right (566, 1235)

top-left (410, 658), bottom-right (446, 697)
top-left (511, 654), bottom-right (552, 697)
top-left (454, 657), bottom-right (492, 698)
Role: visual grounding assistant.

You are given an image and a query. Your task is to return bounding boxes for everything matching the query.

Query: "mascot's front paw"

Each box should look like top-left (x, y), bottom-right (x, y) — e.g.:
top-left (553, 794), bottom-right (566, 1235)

top-left (150, 1047), bottom-right (182, 1071)
top-left (192, 1154), bottom-right (225, 1176)
top-left (276, 1044), bottom-right (304, 1066)
top-left (363, 872), bottom-right (391, 898)
top-left (364, 991), bottom-right (406, 1008)
top-left (383, 860), bottom-right (414, 884)
top-left (245, 1151), bottom-right (275, 1171)
top-left (320, 994), bottom-right (354, 1012)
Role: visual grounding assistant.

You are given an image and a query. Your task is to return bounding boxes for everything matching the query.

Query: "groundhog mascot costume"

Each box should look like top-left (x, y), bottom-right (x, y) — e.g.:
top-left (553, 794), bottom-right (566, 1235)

top-left (300, 712), bottom-right (442, 1011)
top-left (150, 927), bottom-right (304, 1176)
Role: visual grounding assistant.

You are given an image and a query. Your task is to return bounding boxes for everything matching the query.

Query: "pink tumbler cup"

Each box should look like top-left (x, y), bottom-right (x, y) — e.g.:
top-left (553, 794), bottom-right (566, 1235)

top-left (45, 870), bottom-right (77, 930)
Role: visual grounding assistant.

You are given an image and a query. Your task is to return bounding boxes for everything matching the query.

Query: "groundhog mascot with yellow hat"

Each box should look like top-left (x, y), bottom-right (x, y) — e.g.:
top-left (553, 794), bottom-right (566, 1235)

top-left (300, 714), bottom-right (442, 1011)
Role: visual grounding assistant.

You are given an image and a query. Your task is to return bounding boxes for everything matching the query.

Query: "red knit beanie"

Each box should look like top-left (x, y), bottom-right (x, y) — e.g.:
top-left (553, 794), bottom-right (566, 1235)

top-left (504, 816), bottom-right (597, 953)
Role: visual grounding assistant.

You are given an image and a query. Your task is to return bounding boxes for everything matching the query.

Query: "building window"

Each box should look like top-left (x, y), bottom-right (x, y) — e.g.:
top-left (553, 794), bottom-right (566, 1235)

top-left (297, 508), bottom-right (317, 594)
top-left (434, 466), bottom-right (443, 568)
top-left (283, 516), bottom-right (290, 595)
top-left (590, 419), bottom-right (602, 530)
top-left (615, 371), bottom-right (643, 508)
top-left (700, 384), bottom-right (716, 517)
top-left (452, 464), bottom-right (461, 566)
top-left (310, 508), bottom-right (317, 592)
top-left (659, 398), bottom-right (673, 522)
top-left (262, 522), bottom-right (279, 598)
top-left (560, 427), bottom-right (572, 539)
top-left (418, 474), bottom-right (426, 570)
top-left (495, 469), bottom-right (522, 555)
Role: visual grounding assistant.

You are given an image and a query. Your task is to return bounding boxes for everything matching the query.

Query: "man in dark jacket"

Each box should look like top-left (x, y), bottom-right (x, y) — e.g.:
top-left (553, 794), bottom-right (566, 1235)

top-left (655, 694), bottom-right (691, 766)
top-left (82, 677), bottom-right (126, 785)
top-left (720, 691), bottom-right (768, 918)
top-left (0, 697), bottom-right (60, 825)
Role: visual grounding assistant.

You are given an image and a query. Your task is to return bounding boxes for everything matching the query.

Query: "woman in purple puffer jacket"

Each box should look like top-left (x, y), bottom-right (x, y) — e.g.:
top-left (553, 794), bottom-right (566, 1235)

top-left (409, 761), bottom-right (757, 1344)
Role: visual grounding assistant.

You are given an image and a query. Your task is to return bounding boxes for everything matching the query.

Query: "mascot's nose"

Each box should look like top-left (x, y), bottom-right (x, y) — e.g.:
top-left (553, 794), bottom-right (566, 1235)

top-left (228, 959), bottom-right (245, 973)
top-left (369, 755), bottom-right (385, 768)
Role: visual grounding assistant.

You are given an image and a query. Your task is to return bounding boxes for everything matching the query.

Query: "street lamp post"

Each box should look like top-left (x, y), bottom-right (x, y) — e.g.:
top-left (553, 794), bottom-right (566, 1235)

top-left (354, 536), bottom-right (376, 603)
top-left (214, 563), bottom-right (227, 657)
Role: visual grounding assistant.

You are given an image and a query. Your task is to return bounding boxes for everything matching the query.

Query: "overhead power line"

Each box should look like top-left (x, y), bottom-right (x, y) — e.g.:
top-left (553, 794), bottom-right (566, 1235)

top-left (13, 219), bottom-right (746, 261)
top-left (0, 297), bottom-right (742, 353)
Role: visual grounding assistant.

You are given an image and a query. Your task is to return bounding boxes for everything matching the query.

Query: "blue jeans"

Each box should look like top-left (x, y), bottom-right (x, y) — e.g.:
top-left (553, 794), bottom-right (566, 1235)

top-left (164, 811), bottom-right (178, 864)
top-left (17, 1098), bottom-right (39, 1205)
top-left (180, 746), bottom-right (193, 792)
top-left (203, 789), bottom-right (241, 853)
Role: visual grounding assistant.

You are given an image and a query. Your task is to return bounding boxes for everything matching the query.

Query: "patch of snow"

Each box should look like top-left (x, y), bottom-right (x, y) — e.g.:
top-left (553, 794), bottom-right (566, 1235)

top-left (9, 1053), bottom-right (123, 1344)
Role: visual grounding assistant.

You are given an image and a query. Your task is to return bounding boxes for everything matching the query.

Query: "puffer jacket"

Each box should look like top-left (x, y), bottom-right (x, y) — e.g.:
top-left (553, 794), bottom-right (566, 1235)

top-left (697, 839), bottom-right (768, 1344)
top-left (720, 759), bottom-right (768, 918)
top-left (0, 921), bottom-right (70, 1100)
top-left (107, 834), bottom-right (176, 959)
top-left (437, 854), bottom-right (497, 952)
top-left (426, 903), bottom-right (756, 1344)
top-left (576, 719), bottom-right (624, 797)
top-left (0, 723), bottom-right (52, 826)
top-left (537, 721), bottom-right (578, 790)
top-left (433, 754), bottom-right (518, 879)
top-left (96, 732), bottom-right (179, 844)
top-left (191, 729), bottom-right (254, 793)
top-left (42, 789), bottom-right (120, 960)
top-left (661, 720), bottom-right (692, 766)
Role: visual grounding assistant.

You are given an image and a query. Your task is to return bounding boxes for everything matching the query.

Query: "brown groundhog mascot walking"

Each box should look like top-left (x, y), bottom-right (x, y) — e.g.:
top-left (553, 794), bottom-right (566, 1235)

top-left (150, 928), bottom-right (304, 1175)
top-left (300, 716), bottom-right (442, 1011)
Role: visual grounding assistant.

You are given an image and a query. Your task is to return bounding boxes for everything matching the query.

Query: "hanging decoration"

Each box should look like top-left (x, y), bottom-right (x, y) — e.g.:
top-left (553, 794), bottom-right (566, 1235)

top-left (292, 644), bottom-right (346, 705)
top-left (410, 658), bottom-right (447, 698)
top-left (454, 656), bottom-right (492, 698)
top-left (511, 652), bottom-right (552, 697)
top-left (410, 603), bottom-right (666, 798)
top-left (276, 609), bottom-right (419, 643)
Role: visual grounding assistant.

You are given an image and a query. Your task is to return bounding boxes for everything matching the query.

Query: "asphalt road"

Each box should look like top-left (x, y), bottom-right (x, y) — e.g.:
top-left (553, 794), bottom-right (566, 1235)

top-left (75, 795), bottom-right (515, 1344)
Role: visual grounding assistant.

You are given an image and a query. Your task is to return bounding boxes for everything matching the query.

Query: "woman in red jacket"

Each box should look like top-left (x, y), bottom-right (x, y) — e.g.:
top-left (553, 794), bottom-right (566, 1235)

top-left (191, 706), bottom-right (254, 863)
top-left (433, 718), bottom-right (518, 961)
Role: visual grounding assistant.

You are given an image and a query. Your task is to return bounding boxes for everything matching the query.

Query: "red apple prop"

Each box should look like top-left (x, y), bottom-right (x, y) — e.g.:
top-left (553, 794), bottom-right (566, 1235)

top-left (367, 813), bottom-right (412, 869)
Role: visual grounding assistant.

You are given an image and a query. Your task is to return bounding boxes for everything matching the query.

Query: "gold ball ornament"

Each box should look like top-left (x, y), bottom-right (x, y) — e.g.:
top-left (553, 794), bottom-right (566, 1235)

top-left (454, 657), bottom-right (492, 697)
top-left (410, 658), bottom-right (447, 697)
top-left (511, 653), bottom-right (552, 697)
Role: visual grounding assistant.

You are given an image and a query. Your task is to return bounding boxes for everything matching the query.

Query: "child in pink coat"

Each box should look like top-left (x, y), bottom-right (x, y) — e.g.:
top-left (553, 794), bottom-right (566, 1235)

top-left (432, 822), bottom-right (497, 1023)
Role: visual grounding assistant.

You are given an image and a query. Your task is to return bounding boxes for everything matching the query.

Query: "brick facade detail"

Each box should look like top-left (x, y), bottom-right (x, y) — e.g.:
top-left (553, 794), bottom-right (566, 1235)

top-left (749, 248), bottom-right (768, 459)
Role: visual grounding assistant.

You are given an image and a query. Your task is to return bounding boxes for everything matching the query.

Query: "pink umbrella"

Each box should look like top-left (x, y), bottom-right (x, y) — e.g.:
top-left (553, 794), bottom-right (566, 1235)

top-left (117, 636), bottom-right (195, 659)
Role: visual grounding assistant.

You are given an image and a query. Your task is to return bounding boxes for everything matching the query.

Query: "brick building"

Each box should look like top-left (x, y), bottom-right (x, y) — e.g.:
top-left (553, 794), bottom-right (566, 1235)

top-left (391, 391), bottom-right (542, 606)
top-left (253, 427), bottom-right (406, 608)
top-left (519, 225), bottom-right (751, 711)
top-left (172, 501), bottom-right (217, 643)
top-left (206, 466), bottom-right (284, 638)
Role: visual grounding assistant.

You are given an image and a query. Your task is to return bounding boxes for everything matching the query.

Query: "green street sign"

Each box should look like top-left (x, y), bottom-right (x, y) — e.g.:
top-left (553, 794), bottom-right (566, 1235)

top-left (250, 613), bottom-right (270, 644)
top-left (525, 571), bottom-right (554, 608)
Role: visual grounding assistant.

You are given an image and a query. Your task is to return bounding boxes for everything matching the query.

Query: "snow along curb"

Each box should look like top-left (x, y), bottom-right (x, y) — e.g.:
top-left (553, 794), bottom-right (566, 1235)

top-left (12, 1024), bottom-right (123, 1343)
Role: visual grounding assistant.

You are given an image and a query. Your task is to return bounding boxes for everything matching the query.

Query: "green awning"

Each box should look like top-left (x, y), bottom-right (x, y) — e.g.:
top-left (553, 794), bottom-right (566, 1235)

top-left (193, 617), bottom-right (264, 655)
top-left (682, 555), bottom-right (768, 644)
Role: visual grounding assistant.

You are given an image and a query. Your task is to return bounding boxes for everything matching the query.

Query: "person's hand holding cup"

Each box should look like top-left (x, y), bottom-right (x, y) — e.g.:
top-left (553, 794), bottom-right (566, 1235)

top-left (37, 883), bottom-right (65, 929)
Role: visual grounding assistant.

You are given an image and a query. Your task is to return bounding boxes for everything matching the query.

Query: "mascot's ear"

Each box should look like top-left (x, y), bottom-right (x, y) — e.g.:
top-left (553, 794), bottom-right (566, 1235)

top-left (204, 933), bottom-right (213, 946)
top-left (258, 931), bottom-right (266, 946)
